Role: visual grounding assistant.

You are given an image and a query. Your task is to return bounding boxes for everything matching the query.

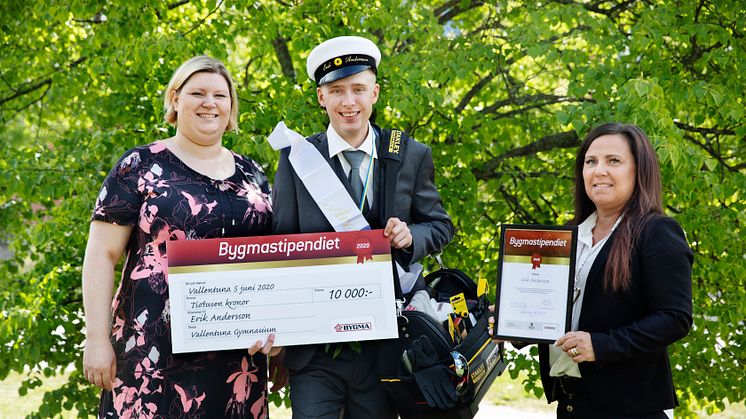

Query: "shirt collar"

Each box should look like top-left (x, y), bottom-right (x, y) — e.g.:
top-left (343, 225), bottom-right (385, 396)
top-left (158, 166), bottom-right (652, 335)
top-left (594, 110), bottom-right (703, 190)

top-left (577, 212), bottom-right (598, 248)
top-left (578, 211), bottom-right (624, 247)
top-left (326, 122), bottom-right (377, 159)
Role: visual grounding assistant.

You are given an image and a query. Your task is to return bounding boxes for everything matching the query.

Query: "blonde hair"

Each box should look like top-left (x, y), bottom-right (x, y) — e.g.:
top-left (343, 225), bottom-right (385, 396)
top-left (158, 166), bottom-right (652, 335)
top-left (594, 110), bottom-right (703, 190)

top-left (163, 55), bottom-right (239, 132)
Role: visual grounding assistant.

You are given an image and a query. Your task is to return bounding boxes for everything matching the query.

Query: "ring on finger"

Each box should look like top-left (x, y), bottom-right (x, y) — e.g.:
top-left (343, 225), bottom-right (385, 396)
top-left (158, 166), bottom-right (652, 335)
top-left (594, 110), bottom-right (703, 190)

top-left (569, 347), bottom-right (580, 357)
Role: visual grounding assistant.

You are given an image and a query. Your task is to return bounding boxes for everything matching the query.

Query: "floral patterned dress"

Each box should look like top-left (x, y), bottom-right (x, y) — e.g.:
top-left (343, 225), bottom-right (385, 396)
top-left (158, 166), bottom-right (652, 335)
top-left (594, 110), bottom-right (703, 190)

top-left (92, 141), bottom-right (273, 418)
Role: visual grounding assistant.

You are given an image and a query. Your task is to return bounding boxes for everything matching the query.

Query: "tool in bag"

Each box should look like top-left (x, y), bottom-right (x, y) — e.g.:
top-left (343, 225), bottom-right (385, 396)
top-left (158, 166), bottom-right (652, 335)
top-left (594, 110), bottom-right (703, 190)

top-left (378, 257), bottom-right (507, 419)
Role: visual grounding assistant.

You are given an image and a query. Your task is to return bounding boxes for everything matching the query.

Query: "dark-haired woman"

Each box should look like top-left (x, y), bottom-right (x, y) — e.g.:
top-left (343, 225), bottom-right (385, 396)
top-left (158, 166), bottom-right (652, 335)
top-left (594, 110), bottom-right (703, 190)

top-left (548, 123), bottom-right (693, 418)
top-left (492, 123), bottom-right (693, 418)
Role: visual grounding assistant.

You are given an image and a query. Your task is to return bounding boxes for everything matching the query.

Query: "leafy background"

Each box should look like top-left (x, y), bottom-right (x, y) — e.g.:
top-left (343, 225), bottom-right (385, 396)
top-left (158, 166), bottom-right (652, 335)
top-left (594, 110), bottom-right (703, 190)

top-left (1, 0), bottom-right (743, 417)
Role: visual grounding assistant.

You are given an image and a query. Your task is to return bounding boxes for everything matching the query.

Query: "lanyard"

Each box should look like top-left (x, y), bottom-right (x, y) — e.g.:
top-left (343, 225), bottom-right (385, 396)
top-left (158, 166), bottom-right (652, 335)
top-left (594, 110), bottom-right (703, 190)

top-left (357, 140), bottom-right (374, 211)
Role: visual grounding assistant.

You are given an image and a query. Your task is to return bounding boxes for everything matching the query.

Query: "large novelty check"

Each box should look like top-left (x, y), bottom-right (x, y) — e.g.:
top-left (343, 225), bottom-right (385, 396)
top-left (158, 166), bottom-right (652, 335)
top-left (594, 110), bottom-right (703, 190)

top-left (167, 230), bottom-right (398, 353)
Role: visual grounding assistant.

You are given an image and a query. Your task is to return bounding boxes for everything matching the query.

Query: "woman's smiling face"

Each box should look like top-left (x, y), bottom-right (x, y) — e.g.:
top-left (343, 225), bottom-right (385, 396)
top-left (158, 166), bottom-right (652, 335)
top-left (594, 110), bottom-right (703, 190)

top-left (582, 134), bottom-right (637, 217)
top-left (173, 72), bottom-right (231, 145)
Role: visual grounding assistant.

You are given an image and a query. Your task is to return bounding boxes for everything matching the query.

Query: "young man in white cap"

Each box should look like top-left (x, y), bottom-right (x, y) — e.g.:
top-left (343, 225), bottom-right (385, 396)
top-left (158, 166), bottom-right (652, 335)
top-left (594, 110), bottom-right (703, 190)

top-left (272, 35), bottom-right (454, 419)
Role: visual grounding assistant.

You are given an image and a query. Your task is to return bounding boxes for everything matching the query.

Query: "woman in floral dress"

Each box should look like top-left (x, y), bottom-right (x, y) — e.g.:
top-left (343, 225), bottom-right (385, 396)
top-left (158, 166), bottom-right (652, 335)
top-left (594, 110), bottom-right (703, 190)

top-left (82, 56), bottom-right (282, 418)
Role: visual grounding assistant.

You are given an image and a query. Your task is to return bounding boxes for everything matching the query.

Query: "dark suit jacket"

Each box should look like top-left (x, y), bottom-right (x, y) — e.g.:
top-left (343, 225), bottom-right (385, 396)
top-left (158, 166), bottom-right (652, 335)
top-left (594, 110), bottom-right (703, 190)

top-left (272, 124), bottom-right (454, 371)
top-left (539, 215), bottom-right (693, 414)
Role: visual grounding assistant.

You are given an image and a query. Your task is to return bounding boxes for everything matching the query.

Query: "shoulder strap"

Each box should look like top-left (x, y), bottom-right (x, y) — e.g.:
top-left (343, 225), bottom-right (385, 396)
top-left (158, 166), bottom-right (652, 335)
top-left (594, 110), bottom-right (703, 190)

top-left (377, 127), bottom-right (412, 301)
top-left (379, 128), bottom-right (408, 162)
top-left (379, 127), bottom-right (410, 223)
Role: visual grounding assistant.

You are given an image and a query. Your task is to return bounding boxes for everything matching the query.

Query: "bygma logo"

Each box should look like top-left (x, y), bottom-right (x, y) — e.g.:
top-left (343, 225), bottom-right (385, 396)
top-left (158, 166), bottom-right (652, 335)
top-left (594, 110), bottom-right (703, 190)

top-left (335, 322), bottom-right (372, 332)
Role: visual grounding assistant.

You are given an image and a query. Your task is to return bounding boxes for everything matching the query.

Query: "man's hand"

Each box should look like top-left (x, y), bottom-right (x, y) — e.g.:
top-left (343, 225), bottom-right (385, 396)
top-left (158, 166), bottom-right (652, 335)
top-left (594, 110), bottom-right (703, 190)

top-left (384, 217), bottom-right (412, 249)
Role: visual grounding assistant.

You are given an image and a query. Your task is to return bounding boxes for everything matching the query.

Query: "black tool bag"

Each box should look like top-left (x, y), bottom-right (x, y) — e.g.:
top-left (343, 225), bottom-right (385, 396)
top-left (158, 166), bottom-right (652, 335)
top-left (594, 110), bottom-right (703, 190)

top-left (378, 267), bottom-right (506, 419)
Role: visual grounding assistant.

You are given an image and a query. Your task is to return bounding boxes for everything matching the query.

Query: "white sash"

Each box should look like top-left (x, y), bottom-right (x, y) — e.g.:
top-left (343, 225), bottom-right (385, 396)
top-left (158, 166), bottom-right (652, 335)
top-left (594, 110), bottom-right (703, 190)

top-left (268, 122), bottom-right (420, 295)
top-left (267, 121), bottom-right (370, 232)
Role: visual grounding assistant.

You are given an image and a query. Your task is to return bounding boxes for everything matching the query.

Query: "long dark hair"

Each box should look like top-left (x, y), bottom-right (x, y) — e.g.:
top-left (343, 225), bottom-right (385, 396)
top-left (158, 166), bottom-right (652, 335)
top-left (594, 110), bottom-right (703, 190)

top-left (571, 123), bottom-right (663, 292)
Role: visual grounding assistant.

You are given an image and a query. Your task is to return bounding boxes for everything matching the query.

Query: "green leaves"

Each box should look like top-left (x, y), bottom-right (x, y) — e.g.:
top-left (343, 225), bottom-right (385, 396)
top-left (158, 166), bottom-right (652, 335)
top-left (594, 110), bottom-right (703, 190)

top-left (1, 0), bottom-right (745, 416)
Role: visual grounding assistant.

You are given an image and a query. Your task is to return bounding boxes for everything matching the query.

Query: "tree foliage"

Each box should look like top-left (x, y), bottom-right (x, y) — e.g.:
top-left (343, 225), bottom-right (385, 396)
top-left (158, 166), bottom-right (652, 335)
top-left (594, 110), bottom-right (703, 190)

top-left (1, 1), bottom-right (743, 417)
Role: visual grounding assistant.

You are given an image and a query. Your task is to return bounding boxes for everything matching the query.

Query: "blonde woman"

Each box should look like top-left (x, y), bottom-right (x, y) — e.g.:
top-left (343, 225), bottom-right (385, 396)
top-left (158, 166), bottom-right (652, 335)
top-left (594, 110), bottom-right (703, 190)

top-left (82, 56), bottom-right (280, 418)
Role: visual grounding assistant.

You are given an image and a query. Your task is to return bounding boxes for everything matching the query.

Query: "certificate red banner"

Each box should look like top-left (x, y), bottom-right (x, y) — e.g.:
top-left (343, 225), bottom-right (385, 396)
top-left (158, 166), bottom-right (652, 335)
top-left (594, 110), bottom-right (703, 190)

top-left (494, 225), bottom-right (577, 343)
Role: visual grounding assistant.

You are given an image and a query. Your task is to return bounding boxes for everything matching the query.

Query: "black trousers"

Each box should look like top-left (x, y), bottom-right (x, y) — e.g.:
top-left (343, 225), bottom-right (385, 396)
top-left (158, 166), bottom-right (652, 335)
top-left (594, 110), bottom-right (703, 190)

top-left (288, 342), bottom-right (396, 419)
top-left (553, 377), bottom-right (669, 419)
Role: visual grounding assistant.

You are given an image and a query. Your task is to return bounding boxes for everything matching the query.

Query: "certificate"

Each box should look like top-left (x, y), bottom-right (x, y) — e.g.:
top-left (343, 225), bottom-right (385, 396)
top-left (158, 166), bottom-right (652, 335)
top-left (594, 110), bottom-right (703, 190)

top-left (167, 230), bottom-right (398, 353)
top-left (493, 225), bottom-right (577, 343)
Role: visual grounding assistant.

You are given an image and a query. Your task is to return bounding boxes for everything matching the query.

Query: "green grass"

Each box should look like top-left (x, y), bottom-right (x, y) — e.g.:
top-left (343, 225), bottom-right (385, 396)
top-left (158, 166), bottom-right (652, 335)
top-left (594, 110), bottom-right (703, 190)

top-left (0, 372), bottom-right (80, 419)
top-left (2, 369), bottom-right (744, 419)
top-left (484, 370), bottom-right (554, 412)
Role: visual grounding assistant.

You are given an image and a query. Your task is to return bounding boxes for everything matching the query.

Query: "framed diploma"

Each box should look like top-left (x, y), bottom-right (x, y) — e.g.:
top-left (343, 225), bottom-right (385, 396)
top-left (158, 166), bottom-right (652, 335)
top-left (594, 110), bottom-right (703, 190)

top-left (167, 230), bottom-right (398, 353)
top-left (493, 224), bottom-right (577, 343)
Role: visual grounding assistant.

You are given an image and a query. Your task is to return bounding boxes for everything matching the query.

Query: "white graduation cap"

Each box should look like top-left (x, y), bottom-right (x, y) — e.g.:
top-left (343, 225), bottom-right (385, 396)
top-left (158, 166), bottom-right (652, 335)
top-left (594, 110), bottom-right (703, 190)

top-left (306, 36), bottom-right (381, 85)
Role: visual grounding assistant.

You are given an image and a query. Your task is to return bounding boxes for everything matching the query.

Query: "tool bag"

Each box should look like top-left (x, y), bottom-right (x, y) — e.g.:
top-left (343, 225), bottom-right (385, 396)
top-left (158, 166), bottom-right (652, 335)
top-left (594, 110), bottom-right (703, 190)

top-left (378, 266), bottom-right (506, 419)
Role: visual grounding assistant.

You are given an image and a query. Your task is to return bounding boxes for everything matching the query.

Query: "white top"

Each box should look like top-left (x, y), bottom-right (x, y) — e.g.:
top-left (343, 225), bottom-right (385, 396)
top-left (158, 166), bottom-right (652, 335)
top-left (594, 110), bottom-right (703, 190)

top-left (326, 122), bottom-right (377, 205)
top-left (549, 211), bottom-right (623, 378)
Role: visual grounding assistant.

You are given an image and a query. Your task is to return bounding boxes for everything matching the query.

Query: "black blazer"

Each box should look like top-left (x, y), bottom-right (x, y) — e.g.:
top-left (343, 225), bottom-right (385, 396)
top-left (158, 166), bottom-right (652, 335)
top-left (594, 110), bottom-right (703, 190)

top-left (539, 215), bottom-right (693, 414)
top-left (271, 124), bottom-right (454, 371)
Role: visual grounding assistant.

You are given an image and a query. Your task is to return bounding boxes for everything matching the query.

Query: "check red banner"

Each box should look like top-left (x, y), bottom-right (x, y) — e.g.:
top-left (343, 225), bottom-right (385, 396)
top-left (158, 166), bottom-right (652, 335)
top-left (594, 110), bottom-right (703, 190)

top-left (167, 230), bottom-right (398, 353)
top-left (168, 230), bottom-right (392, 267)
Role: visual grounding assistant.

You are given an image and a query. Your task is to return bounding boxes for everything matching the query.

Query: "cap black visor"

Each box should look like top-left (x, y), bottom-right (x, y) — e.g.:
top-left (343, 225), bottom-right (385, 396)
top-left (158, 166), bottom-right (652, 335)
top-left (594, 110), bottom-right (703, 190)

top-left (317, 65), bottom-right (374, 86)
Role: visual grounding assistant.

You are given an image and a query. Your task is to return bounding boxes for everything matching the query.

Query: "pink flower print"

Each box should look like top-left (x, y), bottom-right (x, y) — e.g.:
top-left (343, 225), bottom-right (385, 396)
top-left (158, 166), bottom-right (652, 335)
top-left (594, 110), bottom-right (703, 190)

top-left (181, 191), bottom-right (217, 216)
top-left (111, 283), bottom-right (124, 312)
top-left (94, 186), bottom-right (108, 216)
top-left (124, 309), bottom-right (148, 352)
top-left (251, 390), bottom-right (268, 419)
top-left (130, 241), bottom-right (160, 280)
top-left (131, 224), bottom-right (169, 280)
top-left (225, 356), bottom-right (259, 416)
top-left (113, 384), bottom-right (138, 417)
top-left (134, 358), bottom-right (152, 394)
top-left (134, 353), bottom-right (164, 396)
top-left (132, 398), bottom-right (157, 418)
top-left (93, 204), bottom-right (106, 217)
top-left (149, 141), bottom-right (166, 153)
top-left (117, 152), bottom-right (141, 176)
top-left (216, 181), bottom-right (231, 192)
top-left (137, 172), bottom-right (152, 193)
top-left (227, 357), bottom-right (258, 402)
top-left (137, 165), bottom-right (168, 198)
top-left (170, 228), bottom-right (186, 241)
top-left (162, 299), bottom-right (171, 322)
top-left (111, 315), bottom-right (125, 341)
top-left (250, 159), bottom-right (264, 173)
top-left (237, 180), bottom-right (272, 214)
top-left (139, 203), bottom-right (158, 234)
top-left (113, 378), bottom-right (157, 418)
top-left (174, 384), bottom-right (206, 413)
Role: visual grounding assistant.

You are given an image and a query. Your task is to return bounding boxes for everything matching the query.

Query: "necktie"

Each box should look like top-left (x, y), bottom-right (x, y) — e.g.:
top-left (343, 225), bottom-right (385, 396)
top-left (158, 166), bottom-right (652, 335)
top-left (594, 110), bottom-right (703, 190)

top-left (343, 150), bottom-right (366, 207)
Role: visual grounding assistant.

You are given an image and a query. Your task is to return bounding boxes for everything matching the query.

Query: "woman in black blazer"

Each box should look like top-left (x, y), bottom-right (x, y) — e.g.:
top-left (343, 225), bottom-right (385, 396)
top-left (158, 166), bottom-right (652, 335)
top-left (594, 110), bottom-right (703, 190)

top-left (493, 123), bottom-right (693, 418)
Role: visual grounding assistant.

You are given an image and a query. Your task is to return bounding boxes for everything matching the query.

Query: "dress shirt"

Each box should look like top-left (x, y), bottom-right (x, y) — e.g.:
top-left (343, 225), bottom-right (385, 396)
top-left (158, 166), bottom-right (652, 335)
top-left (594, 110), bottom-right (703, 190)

top-left (326, 123), bottom-right (377, 206)
top-left (549, 211), bottom-right (623, 378)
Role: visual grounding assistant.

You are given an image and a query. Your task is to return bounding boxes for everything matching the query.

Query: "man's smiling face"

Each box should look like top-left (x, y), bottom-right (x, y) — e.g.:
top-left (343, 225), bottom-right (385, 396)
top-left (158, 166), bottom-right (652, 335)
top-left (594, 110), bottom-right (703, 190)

top-left (317, 70), bottom-right (379, 146)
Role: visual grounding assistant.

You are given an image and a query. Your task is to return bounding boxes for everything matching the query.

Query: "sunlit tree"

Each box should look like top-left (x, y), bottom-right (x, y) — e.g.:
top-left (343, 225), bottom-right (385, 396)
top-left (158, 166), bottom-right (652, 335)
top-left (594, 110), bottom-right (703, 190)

top-left (1, 1), bottom-right (743, 417)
